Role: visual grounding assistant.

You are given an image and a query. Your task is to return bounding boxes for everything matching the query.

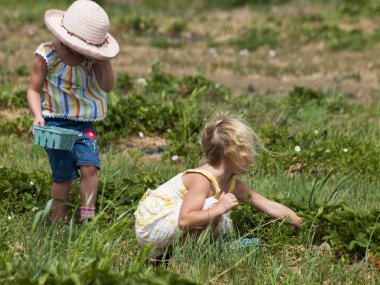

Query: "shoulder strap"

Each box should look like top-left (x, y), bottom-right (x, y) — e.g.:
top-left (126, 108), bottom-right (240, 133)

top-left (184, 169), bottom-right (237, 198)
top-left (228, 177), bottom-right (236, 193)
top-left (184, 169), bottom-right (222, 198)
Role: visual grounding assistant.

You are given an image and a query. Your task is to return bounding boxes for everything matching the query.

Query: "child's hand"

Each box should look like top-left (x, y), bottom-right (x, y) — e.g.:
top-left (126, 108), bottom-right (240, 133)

top-left (218, 192), bottom-right (238, 213)
top-left (32, 116), bottom-right (45, 132)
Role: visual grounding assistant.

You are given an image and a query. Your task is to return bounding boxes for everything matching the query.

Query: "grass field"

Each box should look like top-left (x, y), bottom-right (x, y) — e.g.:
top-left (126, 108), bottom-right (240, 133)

top-left (0, 0), bottom-right (379, 284)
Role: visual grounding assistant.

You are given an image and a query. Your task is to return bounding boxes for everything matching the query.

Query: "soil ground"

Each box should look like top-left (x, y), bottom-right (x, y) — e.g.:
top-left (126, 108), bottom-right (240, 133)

top-left (1, 3), bottom-right (379, 106)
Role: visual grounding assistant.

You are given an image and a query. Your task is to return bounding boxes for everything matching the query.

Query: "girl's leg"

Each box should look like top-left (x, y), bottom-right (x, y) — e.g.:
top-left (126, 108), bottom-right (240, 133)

top-left (202, 198), bottom-right (232, 237)
top-left (51, 181), bottom-right (71, 221)
top-left (79, 165), bottom-right (99, 221)
top-left (180, 198), bottom-right (222, 244)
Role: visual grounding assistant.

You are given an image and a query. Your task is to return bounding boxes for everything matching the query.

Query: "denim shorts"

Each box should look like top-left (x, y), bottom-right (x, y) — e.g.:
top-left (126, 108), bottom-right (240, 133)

top-left (44, 117), bottom-right (100, 182)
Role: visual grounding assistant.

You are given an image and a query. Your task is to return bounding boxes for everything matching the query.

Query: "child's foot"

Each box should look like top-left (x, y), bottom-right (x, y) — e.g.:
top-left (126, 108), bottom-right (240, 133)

top-left (80, 206), bottom-right (95, 223)
top-left (80, 217), bottom-right (93, 224)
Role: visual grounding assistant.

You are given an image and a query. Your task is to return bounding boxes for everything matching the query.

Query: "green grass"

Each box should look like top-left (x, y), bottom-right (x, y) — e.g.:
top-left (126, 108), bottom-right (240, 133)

top-left (149, 37), bottom-right (184, 49)
top-left (1, 67), bottom-right (380, 283)
top-left (229, 27), bottom-right (278, 51)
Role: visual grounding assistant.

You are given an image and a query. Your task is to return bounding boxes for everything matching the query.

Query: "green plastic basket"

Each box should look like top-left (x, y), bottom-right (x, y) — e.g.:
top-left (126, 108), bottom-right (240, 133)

top-left (33, 126), bottom-right (80, 151)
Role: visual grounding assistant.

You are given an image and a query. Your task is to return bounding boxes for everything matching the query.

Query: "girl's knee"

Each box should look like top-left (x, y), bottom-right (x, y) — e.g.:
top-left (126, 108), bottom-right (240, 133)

top-left (52, 180), bottom-right (72, 187)
top-left (80, 165), bottom-right (99, 178)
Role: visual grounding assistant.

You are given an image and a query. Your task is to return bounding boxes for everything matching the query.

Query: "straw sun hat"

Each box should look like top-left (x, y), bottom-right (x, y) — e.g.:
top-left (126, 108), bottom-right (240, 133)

top-left (44, 0), bottom-right (119, 60)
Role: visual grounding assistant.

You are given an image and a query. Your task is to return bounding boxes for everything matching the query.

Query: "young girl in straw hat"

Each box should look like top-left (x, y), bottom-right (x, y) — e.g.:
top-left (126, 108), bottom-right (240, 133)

top-left (135, 113), bottom-right (303, 258)
top-left (27, 0), bottom-right (119, 222)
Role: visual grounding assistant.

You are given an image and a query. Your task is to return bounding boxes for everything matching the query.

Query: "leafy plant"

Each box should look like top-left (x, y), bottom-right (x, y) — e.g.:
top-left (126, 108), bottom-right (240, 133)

top-left (0, 84), bottom-right (28, 108)
top-left (167, 21), bottom-right (188, 37)
top-left (0, 167), bottom-right (50, 210)
top-left (230, 27), bottom-right (278, 51)
top-left (150, 37), bottom-right (184, 49)
top-left (338, 0), bottom-right (380, 17)
top-left (231, 200), bottom-right (380, 260)
top-left (300, 23), bottom-right (380, 51)
top-left (121, 15), bottom-right (157, 35)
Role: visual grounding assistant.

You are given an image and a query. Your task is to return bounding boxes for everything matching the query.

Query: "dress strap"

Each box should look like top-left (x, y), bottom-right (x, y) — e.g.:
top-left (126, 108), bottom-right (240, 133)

top-left (184, 169), bottom-right (221, 198)
top-left (184, 169), bottom-right (236, 199)
top-left (228, 177), bottom-right (236, 193)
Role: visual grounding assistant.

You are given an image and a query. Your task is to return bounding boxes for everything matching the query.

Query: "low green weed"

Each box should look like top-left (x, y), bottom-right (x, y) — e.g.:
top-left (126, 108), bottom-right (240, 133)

top-left (149, 37), bottom-right (184, 49)
top-left (0, 167), bottom-right (50, 211)
top-left (119, 15), bottom-right (157, 35)
top-left (338, 0), bottom-right (380, 17)
top-left (167, 21), bottom-right (188, 37)
top-left (0, 84), bottom-right (28, 109)
top-left (301, 23), bottom-right (380, 51)
top-left (0, 117), bottom-right (31, 136)
top-left (202, 0), bottom-right (291, 9)
top-left (98, 61), bottom-right (230, 147)
top-left (230, 27), bottom-right (278, 51)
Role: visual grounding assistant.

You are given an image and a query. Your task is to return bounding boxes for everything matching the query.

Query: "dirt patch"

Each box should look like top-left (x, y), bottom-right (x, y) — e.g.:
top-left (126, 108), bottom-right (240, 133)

top-left (120, 135), bottom-right (167, 164)
top-left (0, 108), bottom-right (29, 120)
top-left (1, 4), bottom-right (379, 104)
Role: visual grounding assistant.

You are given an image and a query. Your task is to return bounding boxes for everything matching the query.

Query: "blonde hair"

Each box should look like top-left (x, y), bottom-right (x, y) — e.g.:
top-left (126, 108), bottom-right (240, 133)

top-left (199, 112), bottom-right (261, 175)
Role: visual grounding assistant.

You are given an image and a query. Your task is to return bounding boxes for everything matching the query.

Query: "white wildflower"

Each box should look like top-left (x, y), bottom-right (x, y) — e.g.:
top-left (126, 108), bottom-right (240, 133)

top-left (30, 181), bottom-right (34, 186)
top-left (319, 242), bottom-right (331, 252)
top-left (294, 145), bottom-right (301, 152)
top-left (268, 49), bottom-right (276, 58)
top-left (31, 207), bottom-right (39, 213)
top-left (171, 154), bottom-right (179, 161)
top-left (208, 48), bottom-right (218, 57)
top-left (325, 149), bottom-right (331, 153)
top-left (239, 49), bottom-right (249, 56)
top-left (0, 165), bottom-right (3, 168)
top-left (342, 148), bottom-right (348, 153)
top-left (27, 28), bottom-right (35, 37)
top-left (136, 78), bottom-right (148, 87)
top-left (138, 131), bottom-right (144, 138)
top-left (8, 216), bottom-right (12, 220)
top-left (314, 130), bottom-right (319, 135)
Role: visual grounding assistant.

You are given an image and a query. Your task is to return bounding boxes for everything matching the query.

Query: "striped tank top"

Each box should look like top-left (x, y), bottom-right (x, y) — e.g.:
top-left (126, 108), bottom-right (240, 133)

top-left (35, 41), bottom-right (107, 121)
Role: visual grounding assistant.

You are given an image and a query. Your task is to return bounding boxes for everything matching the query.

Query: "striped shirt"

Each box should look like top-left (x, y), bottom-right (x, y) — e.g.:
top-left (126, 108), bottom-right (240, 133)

top-left (35, 41), bottom-right (107, 121)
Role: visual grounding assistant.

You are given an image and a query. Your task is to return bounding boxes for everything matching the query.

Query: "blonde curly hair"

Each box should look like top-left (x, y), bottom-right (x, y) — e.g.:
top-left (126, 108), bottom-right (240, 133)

top-left (199, 112), bottom-right (261, 175)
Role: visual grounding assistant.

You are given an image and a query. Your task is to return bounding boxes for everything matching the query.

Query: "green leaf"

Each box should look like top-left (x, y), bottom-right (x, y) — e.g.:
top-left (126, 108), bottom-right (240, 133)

top-left (38, 273), bottom-right (49, 285)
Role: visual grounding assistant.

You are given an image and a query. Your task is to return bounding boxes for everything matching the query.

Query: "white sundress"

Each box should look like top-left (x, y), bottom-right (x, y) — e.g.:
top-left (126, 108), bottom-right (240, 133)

top-left (134, 168), bottom-right (236, 257)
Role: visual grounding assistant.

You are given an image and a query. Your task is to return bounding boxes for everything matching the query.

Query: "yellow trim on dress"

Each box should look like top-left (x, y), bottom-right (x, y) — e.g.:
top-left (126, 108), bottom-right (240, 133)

top-left (183, 168), bottom-right (236, 199)
top-left (228, 177), bottom-right (236, 193)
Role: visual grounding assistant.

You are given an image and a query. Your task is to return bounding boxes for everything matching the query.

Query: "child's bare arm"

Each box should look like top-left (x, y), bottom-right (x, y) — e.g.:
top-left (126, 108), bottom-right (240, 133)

top-left (234, 180), bottom-right (303, 228)
top-left (27, 55), bottom-right (47, 127)
top-left (178, 173), bottom-right (238, 230)
top-left (93, 60), bottom-right (115, 92)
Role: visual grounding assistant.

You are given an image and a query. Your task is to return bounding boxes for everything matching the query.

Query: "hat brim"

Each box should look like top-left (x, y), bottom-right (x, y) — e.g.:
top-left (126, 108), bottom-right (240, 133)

top-left (44, 9), bottom-right (119, 60)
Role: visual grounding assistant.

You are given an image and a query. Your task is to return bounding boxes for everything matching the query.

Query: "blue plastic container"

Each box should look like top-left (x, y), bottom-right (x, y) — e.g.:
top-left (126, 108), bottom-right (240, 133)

top-left (33, 126), bottom-right (80, 151)
top-left (226, 237), bottom-right (261, 250)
